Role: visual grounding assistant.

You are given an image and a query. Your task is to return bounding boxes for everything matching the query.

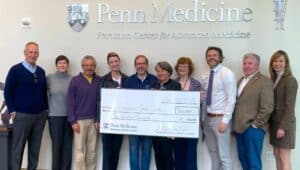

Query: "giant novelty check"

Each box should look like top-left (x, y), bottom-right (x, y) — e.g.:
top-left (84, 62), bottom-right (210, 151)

top-left (100, 88), bottom-right (200, 138)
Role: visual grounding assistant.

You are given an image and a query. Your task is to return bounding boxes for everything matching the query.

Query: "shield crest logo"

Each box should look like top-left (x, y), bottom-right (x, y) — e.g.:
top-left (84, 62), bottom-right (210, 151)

top-left (67, 4), bottom-right (89, 32)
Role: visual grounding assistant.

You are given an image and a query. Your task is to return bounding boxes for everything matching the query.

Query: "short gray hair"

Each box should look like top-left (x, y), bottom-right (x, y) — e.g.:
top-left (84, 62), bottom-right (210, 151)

top-left (155, 61), bottom-right (173, 76)
top-left (81, 55), bottom-right (96, 67)
top-left (243, 53), bottom-right (260, 64)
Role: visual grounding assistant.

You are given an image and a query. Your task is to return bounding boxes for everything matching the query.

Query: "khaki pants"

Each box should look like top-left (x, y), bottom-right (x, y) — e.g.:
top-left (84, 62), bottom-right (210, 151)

top-left (203, 116), bottom-right (233, 170)
top-left (73, 119), bottom-right (98, 170)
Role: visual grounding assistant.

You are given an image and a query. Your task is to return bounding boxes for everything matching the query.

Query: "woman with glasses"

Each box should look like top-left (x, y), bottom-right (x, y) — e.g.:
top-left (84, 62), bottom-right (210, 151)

top-left (174, 57), bottom-right (201, 170)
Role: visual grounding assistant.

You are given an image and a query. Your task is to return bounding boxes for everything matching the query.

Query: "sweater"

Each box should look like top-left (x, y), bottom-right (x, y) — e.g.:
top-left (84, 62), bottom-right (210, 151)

top-left (47, 72), bottom-right (72, 117)
top-left (67, 72), bottom-right (101, 124)
top-left (124, 73), bottom-right (157, 89)
top-left (4, 63), bottom-right (48, 114)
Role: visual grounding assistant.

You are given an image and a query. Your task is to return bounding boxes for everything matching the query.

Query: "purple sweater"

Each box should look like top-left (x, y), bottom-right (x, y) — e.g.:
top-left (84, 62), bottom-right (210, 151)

top-left (67, 72), bottom-right (101, 124)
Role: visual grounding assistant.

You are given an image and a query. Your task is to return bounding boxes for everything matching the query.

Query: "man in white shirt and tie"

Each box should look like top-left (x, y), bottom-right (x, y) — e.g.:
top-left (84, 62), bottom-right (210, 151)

top-left (202, 46), bottom-right (237, 170)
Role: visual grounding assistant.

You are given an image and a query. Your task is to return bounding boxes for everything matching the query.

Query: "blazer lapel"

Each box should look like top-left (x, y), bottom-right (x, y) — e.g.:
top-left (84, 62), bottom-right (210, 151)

top-left (238, 72), bottom-right (261, 98)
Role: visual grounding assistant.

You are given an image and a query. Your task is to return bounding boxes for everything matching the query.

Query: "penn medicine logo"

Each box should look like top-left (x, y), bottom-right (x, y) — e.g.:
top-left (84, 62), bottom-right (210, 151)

top-left (67, 4), bottom-right (89, 32)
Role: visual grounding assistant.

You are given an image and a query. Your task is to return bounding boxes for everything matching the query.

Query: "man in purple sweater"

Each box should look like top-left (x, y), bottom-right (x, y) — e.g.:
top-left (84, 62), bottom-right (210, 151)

top-left (67, 55), bottom-right (101, 170)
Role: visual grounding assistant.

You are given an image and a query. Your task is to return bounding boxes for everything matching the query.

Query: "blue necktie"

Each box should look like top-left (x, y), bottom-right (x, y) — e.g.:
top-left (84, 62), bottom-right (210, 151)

top-left (206, 70), bottom-right (214, 106)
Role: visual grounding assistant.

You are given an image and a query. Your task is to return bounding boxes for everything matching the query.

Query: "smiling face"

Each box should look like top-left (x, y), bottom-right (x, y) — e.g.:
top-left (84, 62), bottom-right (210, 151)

top-left (272, 55), bottom-right (286, 73)
top-left (243, 56), bottom-right (259, 77)
top-left (24, 43), bottom-right (39, 65)
top-left (56, 59), bottom-right (69, 73)
top-left (135, 57), bottom-right (148, 76)
top-left (177, 64), bottom-right (189, 77)
top-left (206, 49), bottom-right (222, 69)
top-left (108, 56), bottom-right (120, 72)
top-left (82, 59), bottom-right (96, 77)
top-left (156, 65), bottom-right (170, 83)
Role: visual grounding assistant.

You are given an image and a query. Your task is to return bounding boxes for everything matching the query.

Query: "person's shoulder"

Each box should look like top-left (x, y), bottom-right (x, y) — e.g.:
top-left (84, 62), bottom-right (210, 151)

top-left (258, 72), bottom-right (271, 81)
top-left (10, 62), bottom-right (23, 70)
top-left (257, 73), bottom-right (273, 86)
top-left (71, 73), bottom-right (81, 80)
top-left (95, 74), bottom-right (101, 79)
top-left (221, 65), bottom-right (235, 74)
top-left (36, 65), bottom-right (46, 72)
top-left (190, 77), bottom-right (200, 84)
top-left (126, 74), bottom-right (137, 81)
top-left (120, 72), bottom-right (128, 78)
top-left (284, 75), bottom-right (298, 86)
top-left (147, 73), bottom-right (157, 80)
top-left (7, 63), bottom-right (24, 75)
top-left (172, 79), bottom-right (181, 87)
top-left (46, 73), bottom-right (55, 80)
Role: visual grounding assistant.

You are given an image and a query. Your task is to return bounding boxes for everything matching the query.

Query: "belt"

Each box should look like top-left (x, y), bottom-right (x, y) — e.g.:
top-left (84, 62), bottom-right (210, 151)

top-left (207, 113), bottom-right (224, 117)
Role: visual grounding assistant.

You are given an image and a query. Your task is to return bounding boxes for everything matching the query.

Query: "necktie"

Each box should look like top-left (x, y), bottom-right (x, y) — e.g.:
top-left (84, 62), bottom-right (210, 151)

top-left (206, 70), bottom-right (214, 106)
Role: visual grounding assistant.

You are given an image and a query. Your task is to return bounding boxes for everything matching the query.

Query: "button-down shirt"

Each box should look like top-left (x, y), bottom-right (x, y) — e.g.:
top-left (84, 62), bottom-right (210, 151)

top-left (22, 60), bottom-right (37, 73)
top-left (202, 64), bottom-right (237, 124)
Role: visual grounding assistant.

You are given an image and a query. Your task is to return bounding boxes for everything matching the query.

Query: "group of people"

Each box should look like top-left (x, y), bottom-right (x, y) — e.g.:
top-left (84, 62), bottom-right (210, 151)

top-left (3, 41), bottom-right (297, 170)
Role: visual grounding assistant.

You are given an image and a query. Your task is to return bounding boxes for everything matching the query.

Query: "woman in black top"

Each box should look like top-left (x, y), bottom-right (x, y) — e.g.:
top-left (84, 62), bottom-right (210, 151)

top-left (152, 61), bottom-right (182, 170)
top-left (100, 52), bottom-right (127, 170)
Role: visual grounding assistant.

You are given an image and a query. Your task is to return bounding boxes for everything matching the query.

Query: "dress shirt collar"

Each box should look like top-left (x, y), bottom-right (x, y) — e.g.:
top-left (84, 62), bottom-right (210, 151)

top-left (22, 60), bottom-right (37, 73)
top-left (211, 64), bottom-right (222, 73)
top-left (243, 70), bottom-right (259, 80)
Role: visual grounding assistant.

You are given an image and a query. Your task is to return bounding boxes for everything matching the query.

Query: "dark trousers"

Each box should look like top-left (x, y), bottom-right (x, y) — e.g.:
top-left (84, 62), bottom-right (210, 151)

top-left (48, 116), bottom-right (73, 170)
top-left (173, 138), bottom-right (187, 170)
top-left (102, 134), bottom-right (123, 170)
top-left (12, 111), bottom-right (47, 170)
top-left (153, 137), bottom-right (174, 170)
top-left (185, 138), bottom-right (198, 170)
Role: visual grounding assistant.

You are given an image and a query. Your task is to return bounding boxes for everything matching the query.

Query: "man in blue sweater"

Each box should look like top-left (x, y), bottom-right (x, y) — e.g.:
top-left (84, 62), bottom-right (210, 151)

top-left (4, 41), bottom-right (48, 170)
top-left (124, 55), bottom-right (157, 170)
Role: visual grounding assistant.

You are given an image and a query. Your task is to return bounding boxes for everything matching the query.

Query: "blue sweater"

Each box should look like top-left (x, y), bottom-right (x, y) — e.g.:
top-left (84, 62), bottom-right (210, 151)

top-left (67, 73), bottom-right (101, 124)
top-left (4, 63), bottom-right (48, 114)
top-left (124, 73), bottom-right (157, 89)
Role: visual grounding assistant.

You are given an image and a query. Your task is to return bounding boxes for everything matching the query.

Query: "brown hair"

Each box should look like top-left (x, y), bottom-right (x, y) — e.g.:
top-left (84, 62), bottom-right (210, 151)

top-left (134, 55), bottom-right (149, 65)
top-left (175, 57), bottom-right (195, 75)
top-left (205, 46), bottom-right (224, 63)
top-left (55, 55), bottom-right (69, 65)
top-left (269, 50), bottom-right (292, 81)
top-left (107, 52), bottom-right (120, 64)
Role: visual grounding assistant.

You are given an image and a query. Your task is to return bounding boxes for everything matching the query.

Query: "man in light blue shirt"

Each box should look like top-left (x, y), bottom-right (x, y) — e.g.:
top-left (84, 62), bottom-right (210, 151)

top-left (202, 46), bottom-right (237, 170)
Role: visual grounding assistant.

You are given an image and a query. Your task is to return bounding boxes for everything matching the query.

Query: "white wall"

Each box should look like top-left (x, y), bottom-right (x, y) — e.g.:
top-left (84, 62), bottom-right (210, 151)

top-left (0, 0), bottom-right (299, 169)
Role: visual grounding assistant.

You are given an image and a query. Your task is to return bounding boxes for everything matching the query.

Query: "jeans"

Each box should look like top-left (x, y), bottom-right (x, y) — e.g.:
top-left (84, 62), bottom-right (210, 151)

top-left (12, 111), bottom-right (47, 170)
top-left (236, 126), bottom-right (265, 170)
top-left (129, 135), bottom-right (152, 170)
top-left (102, 134), bottom-right (123, 170)
top-left (48, 116), bottom-right (73, 170)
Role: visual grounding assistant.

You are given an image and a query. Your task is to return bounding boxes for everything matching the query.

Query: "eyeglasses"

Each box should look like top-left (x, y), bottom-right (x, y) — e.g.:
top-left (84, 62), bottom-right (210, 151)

top-left (33, 73), bottom-right (38, 83)
top-left (135, 62), bottom-right (147, 66)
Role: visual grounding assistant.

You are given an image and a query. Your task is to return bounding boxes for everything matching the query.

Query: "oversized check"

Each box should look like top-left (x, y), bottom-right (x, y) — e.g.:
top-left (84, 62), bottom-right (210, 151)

top-left (100, 88), bottom-right (200, 138)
